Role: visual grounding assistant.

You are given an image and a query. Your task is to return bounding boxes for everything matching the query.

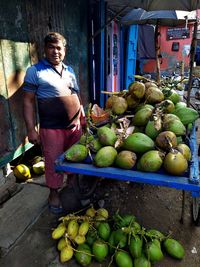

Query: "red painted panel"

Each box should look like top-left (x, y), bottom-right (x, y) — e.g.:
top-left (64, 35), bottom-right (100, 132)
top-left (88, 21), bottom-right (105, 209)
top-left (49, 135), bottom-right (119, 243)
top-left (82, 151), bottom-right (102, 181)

top-left (143, 24), bottom-right (193, 75)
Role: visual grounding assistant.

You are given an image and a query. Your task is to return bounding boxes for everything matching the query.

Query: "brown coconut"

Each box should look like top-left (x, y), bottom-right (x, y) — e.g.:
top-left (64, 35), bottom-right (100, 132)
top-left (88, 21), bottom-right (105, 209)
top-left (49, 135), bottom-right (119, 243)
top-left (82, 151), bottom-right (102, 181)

top-left (128, 81), bottom-right (146, 99)
top-left (126, 94), bottom-right (140, 109)
top-left (144, 81), bottom-right (158, 89)
top-left (155, 131), bottom-right (177, 151)
top-left (112, 96), bottom-right (128, 115)
top-left (145, 86), bottom-right (164, 104)
top-left (105, 95), bottom-right (118, 109)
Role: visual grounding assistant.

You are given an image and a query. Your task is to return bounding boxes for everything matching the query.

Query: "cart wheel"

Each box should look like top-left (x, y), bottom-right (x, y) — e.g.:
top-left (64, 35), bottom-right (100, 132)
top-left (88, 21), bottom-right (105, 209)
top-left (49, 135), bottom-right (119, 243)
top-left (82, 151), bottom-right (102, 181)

top-left (73, 174), bottom-right (99, 200)
top-left (192, 197), bottom-right (200, 226)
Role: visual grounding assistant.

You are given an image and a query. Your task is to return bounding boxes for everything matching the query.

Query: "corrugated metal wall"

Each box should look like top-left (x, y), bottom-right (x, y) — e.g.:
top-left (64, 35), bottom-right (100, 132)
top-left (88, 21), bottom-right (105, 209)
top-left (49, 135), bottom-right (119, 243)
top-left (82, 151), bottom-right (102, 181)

top-left (0, 0), bottom-right (89, 167)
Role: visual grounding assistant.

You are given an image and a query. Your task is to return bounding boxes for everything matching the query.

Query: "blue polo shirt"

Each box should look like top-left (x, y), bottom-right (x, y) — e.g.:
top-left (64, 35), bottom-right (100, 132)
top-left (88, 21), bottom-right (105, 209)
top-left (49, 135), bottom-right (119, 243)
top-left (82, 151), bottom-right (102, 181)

top-left (23, 59), bottom-right (81, 129)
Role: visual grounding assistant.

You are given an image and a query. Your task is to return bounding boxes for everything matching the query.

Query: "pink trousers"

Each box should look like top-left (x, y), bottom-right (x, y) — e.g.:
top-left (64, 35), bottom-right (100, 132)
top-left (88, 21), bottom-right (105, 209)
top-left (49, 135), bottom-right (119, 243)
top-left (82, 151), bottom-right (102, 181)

top-left (40, 125), bottom-right (82, 189)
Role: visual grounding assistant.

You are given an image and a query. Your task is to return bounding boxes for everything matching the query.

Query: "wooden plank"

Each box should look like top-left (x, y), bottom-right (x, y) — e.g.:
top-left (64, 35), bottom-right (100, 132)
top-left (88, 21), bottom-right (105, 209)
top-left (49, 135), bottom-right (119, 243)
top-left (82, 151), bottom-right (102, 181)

top-left (0, 183), bottom-right (49, 250)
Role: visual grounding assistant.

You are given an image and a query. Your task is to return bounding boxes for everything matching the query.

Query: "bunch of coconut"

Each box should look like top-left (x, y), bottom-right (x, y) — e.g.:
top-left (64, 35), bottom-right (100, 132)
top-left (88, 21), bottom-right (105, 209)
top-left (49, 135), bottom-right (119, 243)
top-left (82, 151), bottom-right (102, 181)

top-left (104, 79), bottom-right (164, 115)
top-left (65, 122), bottom-right (189, 176)
top-left (64, 76), bottom-right (199, 176)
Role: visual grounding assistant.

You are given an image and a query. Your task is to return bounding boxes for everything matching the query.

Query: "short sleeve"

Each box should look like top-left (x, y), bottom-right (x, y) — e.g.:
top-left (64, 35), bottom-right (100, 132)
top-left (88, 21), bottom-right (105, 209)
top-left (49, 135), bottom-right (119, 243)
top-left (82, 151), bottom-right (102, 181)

top-left (23, 66), bottom-right (38, 93)
top-left (67, 66), bottom-right (79, 92)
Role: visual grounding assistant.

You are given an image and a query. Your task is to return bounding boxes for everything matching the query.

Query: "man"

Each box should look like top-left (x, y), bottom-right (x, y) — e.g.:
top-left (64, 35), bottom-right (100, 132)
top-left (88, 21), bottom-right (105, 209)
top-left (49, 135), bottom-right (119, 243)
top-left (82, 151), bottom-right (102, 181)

top-left (23, 32), bottom-right (85, 214)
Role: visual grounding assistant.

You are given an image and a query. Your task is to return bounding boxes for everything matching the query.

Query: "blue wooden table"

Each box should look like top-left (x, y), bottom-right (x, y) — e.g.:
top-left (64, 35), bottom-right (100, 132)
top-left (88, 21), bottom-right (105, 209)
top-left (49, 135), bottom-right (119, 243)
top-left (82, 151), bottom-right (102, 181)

top-left (55, 124), bottom-right (200, 197)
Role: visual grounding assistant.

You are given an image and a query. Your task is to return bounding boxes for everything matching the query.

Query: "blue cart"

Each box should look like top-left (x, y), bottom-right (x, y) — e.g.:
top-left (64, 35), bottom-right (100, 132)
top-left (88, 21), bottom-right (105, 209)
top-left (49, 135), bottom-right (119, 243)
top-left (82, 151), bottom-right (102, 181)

top-left (55, 124), bottom-right (200, 225)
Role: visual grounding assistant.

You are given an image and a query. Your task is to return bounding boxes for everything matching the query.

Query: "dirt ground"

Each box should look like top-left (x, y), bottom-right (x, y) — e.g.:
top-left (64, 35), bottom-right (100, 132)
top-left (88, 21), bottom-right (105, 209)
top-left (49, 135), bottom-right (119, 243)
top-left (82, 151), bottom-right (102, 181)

top-left (0, 176), bottom-right (200, 267)
top-left (0, 114), bottom-right (200, 267)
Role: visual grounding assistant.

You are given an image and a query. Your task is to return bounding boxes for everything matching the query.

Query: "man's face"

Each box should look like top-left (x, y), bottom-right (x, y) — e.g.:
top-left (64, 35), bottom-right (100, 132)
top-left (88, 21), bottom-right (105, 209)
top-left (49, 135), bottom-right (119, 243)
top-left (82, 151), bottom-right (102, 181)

top-left (44, 40), bottom-right (66, 65)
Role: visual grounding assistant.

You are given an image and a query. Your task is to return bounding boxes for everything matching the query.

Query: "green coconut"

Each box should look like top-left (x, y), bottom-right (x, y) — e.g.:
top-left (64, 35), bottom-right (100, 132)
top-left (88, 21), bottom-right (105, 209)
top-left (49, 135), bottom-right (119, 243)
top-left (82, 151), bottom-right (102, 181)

top-left (163, 150), bottom-right (188, 175)
top-left (163, 89), bottom-right (180, 104)
top-left (175, 102), bottom-right (187, 109)
top-left (129, 235), bottom-right (143, 258)
top-left (137, 150), bottom-right (165, 172)
top-left (176, 143), bottom-right (192, 161)
top-left (134, 104), bottom-right (154, 113)
top-left (65, 144), bottom-right (88, 162)
top-left (132, 107), bottom-right (153, 127)
top-left (172, 107), bottom-right (199, 125)
top-left (30, 156), bottom-right (43, 165)
top-left (97, 126), bottom-right (117, 146)
top-left (74, 244), bottom-right (92, 266)
top-left (123, 133), bottom-right (155, 154)
top-left (163, 119), bottom-right (186, 136)
top-left (145, 240), bottom-right (164, 263)
top-left (115, 251), bottom-right (133, 267)
top-left (79, 134), bottom-right (94, 145)
top-left (162, 114), bottom-right (180, 125)
top-left (94, 146), bottom-right (118, 167)
top-left (128, 81), bottom-right (146, 99)
top-left (145, 120), bottom-right (162, 139)
top-left (32, 161), bottom-right (45, 175)
top-left (89, 138), bottom-right (103, 153)
top-left (115, 150), bottom-right (137, 169)
top-left (145, 86), bottom-right (164, 104)
top-left (156, 99), bottom-right (175, 113)
top-left (163, 238), bottom-right (185, 260)
top-left (134, 255), bottom-right (151, 267)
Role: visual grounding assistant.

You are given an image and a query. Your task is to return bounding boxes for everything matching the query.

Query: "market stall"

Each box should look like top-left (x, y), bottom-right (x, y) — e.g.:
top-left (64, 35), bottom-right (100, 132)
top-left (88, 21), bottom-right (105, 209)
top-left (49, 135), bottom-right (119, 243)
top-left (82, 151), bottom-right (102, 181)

top-left (55, 121), bottom-right (200, 225)
top-left (55, 1), bottom-right (200, 226)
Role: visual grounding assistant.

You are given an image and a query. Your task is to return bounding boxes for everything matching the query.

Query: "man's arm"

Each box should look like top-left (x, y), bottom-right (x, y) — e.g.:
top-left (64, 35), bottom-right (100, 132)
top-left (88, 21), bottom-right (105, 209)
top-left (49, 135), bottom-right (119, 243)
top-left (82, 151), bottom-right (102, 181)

top-left (23, 91), bottom-right (40, 144)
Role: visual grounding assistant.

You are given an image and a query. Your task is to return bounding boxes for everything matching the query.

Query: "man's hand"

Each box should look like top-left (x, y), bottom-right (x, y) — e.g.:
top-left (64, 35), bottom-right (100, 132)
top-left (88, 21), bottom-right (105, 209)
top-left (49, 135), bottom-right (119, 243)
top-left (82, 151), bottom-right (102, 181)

top-left (27, 129), bottom-right (40, 145)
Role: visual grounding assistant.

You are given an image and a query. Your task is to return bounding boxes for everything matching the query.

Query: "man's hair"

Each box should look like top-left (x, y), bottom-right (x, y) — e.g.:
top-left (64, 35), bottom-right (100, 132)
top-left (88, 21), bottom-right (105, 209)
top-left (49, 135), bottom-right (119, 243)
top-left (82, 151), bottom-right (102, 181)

top-left (44, 32), bottom-right (67, 47)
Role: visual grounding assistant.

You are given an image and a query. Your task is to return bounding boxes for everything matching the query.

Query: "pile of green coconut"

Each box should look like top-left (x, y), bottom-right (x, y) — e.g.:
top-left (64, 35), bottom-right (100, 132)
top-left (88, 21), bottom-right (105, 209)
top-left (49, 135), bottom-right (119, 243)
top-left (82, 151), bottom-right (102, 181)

top-left (65, 76), bottom-right (199, 176)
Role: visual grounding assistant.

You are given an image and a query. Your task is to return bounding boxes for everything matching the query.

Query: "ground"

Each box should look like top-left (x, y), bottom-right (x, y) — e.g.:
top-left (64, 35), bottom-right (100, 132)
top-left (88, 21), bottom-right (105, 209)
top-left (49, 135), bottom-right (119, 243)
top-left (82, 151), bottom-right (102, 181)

top-left (0, 176), bottom-right (200, 267)
top-left (0, 108), bottom-right (200, 267)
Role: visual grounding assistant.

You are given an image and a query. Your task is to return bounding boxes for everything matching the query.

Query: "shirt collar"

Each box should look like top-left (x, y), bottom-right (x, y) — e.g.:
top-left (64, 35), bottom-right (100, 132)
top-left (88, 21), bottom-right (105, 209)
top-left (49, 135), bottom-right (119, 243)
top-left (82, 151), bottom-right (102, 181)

top-left (41, 58), bottom-right (68, 70)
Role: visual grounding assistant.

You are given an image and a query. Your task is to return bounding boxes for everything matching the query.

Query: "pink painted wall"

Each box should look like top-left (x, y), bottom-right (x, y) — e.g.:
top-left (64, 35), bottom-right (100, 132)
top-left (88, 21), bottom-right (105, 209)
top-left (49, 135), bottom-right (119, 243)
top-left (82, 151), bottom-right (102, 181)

top-left (142, 24), bottom-right (194, 76)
